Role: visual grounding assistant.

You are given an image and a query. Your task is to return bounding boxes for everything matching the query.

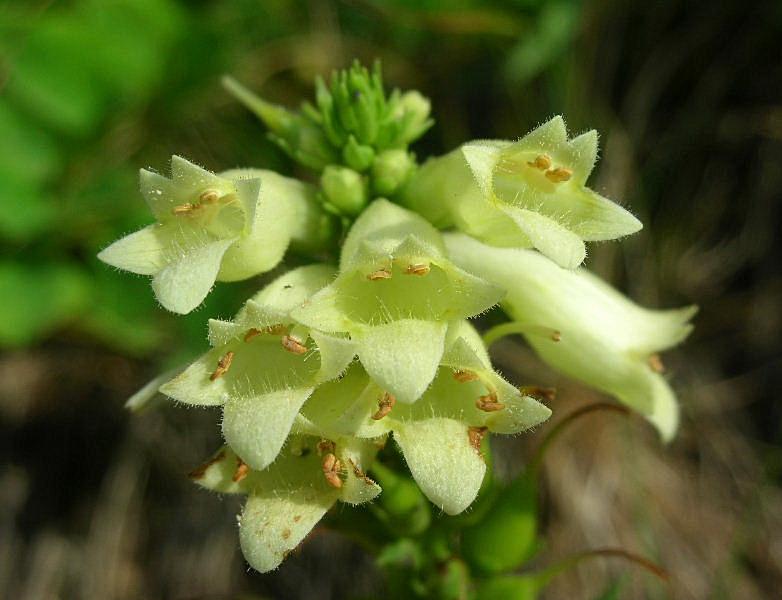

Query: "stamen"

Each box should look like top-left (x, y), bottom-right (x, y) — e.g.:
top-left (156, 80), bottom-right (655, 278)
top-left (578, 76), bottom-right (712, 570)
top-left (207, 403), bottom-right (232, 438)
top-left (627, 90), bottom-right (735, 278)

top-left (232, 458), bottom-right (249, 483)
top-left (244, 328), bottom-right (262, 342)
top-left (367, 268), bottom-right (392, 281)
top-left (317, 439), bottom-right (335, 455)
top-left (281, 335), bottom-right (307, 355)
top-left (188, 450), bottom-right (226, 479)
top-left (648, 354), bottom-right (665, 373)
top-left (199, 189), bottom-right (220, 204)
top-left (405, 263), bottom-right (430, 276)
top-left (322, 453), bottom-right (343, 488)
top-left (468, 426), bottom-right (488, 454)
top-left (476, 392), bottom-right (505, 412)
top-left (527, 154), bottom-right (552, 170)
top-left (172, 203), bottom-right (196, 215)
top-left (545, 167), bottom-right (573, 183)
top-left (520, 386), bottom-right (557, 403)
top-left (453, 369), bottom-right (479, 383)
top-left (209, 351), bottom-right (235, 381)
top-left (371, 392), bottom-right (396, 420)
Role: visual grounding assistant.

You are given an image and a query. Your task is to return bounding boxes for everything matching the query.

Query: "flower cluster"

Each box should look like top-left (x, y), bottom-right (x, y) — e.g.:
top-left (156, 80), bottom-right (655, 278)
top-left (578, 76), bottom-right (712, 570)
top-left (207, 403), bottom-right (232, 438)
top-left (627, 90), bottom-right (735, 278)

top-left (103, 61), bottom-right (695, 574)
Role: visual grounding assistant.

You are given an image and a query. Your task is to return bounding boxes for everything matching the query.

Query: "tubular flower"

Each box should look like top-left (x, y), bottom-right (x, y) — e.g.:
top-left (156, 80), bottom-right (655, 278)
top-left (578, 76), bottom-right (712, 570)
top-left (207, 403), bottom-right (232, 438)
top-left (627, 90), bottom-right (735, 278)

top-left (290, 199), bottom-right (504, 404)
top-left (98, 156), bottom-right (332, 313)
top-left (295, 321), bottom-right (551, 515)
top-left (159, 265), bottom-right (356, 470)
top-left (400, 116), bottom-right (642, 269)
top-left (445, 233), bottom-right (696, 441)
top-left (189, 436), bottom-right (381, 573)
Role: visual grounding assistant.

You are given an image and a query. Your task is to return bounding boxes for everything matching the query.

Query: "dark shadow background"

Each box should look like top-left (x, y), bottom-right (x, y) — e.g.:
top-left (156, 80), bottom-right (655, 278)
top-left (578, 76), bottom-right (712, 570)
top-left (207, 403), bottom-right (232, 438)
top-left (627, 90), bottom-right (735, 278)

top-left (1, 0), bottom-right (780, 598)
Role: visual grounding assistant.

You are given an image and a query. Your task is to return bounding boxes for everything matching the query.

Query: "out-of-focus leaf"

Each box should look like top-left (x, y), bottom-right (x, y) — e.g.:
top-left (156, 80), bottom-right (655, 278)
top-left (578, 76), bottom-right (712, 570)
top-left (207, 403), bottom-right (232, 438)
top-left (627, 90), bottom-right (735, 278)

top-left (0, 261), bottom-right (90, 347)
top-left (80, 269), bottom-right (164, 355)
top-left (0, 100), bottom-right (62, 185)
top-left (0, 181), bottom-right (55, 241)
top-left (503, 2), bottom-right (580, 84)
top-left (461, 474), bottom-right (538, 574)
top-left (6, 17), bottom-right (107, 136)
top-left (475, 575), bottom-right (538, 600)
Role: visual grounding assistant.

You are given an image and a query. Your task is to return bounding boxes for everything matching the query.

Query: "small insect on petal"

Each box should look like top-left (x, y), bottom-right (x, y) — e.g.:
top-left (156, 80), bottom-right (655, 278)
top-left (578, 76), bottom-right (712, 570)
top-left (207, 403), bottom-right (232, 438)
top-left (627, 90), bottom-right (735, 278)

top-left (405, 263), bottom-right (430, 276)
top-left (232, 457), bottom-right (250, 483)
top-left (520, 386), bottom-right (557, 403)
top-left (527, 154), bottom-right (552, 171)
top-left (371, 392), bottom-right (396, 420)
top-left (199, 189), bottom-right (221, 204)
top-left (545, 167), bottom-right (573, 183)
top-left (209, 351), bottom-right (235, 381)
top-left (648, 354), bottom-right (665, 373)
top-left (476, 392), bottom-right (505, 412)
top-left (367, 268), bottom-right (392, 281)
top-left (468, 426), bottom-right (488, 454)
top-left (322, 453), bottom-right (343, 489)
top-left (281, 335), bottom-right (307, 355)
top-left (453, 369), bottom-right (479, 383)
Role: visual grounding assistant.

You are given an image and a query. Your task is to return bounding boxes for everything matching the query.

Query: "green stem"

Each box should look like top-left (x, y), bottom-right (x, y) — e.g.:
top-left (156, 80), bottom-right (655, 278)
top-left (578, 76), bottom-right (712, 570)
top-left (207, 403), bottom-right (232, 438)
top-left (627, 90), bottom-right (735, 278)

top-left (533, 547), bottom-right (669, 589)
top-left (482, 321), bottom-right (561, 348)
top-left (528, 402), bottom-right (629, 479)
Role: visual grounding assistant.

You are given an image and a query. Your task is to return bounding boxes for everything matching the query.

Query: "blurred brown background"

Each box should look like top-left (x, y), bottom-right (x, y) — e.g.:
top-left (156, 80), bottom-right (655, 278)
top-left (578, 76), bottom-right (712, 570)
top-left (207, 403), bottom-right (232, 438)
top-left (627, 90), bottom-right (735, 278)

top-left (1, 0), bottom-right (781, 598)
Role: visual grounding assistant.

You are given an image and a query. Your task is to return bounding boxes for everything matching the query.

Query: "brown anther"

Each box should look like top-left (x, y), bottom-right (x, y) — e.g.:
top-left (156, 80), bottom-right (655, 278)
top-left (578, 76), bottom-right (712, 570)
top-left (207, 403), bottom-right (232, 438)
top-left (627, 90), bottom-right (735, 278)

top-left (551, 330), bottom-right (562, 342)
top-left (244, 328), bottom-right (262, 342)
top-left (476, 392), bottom-right (505, 412)
top-left (348, 458), bottom-right (376, 485)
top-left (209, 351), bottom-right (235, 381)
top-left (322, 453), bottom-right (343, 489)
top-left (293, 515), bottom-right (302, 523)
top-left (282, 528), bottom-right (291, 539)
top-left (648, 354), bottom-right (665, 373)
top-left (232, 458), bottom-right (250, 483)
top-left (545, 167), bottom-right (573, 183)
top-left (468, 426), bottom-right (488, 454)
top-left (367, 269), bottom-right (392, 281)
top-left (281, 335), bottom-right (307, 355)
top-left (527, 154), bottom-right (552, 170)
top-left (265, 324), bottom-right (289, 335)
top-left (405, 263), bottom-right (430, 276)
top-left (317, 439), bottom-right (335, 455)
top-left (172, 203), bottom-right (196, 215)
top-left (520, 386), bottom-right (557, 403)
top-left (371, 392), bottom-right (396, 420)
top-left (453, 369), bottom-right (479, 383)
top-left (199, 189), bottom-right (220, 204)
top-left (188, 450), bottom-right (226, 479)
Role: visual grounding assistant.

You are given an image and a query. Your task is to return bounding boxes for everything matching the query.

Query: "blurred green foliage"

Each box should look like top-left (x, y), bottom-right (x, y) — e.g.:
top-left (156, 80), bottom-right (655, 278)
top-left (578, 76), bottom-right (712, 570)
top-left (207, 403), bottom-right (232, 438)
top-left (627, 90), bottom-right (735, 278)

top-left (0, 0), bottom-right (588, 357)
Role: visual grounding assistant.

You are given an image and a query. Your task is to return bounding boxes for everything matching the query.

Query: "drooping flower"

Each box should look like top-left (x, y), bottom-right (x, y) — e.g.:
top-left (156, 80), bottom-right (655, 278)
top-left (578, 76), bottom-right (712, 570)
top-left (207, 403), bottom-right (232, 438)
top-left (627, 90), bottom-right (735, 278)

top-left (290, 199), bottom-right (504, 404)
top-left (295, 321), bottom-right (551, 514)
top-left (445, 233), bottom-right (696, 441)
top-left (98, 156), bottom-right (333, 313)
top-left (189, 436), bottom-right (381, 573)
top-left (400, 116), bottom-right (642, 269)
top-left (159, 265), bottom-right (356, 470)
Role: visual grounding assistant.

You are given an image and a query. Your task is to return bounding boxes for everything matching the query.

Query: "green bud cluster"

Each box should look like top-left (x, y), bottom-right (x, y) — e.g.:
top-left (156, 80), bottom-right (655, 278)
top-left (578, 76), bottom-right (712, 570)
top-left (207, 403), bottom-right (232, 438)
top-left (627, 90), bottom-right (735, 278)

top-left (103, 60), bottom-right (695, 583)
top-left (224, 61), bottom-right (431, 217)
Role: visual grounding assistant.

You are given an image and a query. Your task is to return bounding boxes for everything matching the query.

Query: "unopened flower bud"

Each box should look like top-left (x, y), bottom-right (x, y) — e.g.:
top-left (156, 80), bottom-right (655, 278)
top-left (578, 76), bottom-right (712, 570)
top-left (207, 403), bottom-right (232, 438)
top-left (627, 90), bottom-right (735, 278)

top-left (321, 166), bottom-right (368, 216)
top-left (371, 149), bottom-right (415, 196)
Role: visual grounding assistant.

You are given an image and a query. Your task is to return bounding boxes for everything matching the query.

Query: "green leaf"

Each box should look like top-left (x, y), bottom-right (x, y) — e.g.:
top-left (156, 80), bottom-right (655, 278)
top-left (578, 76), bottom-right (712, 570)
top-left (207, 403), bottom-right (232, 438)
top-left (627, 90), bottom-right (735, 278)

top-left (475, 575), bottom-right (538, 600)
top-left (462, 475), bottom-right (538, 574)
